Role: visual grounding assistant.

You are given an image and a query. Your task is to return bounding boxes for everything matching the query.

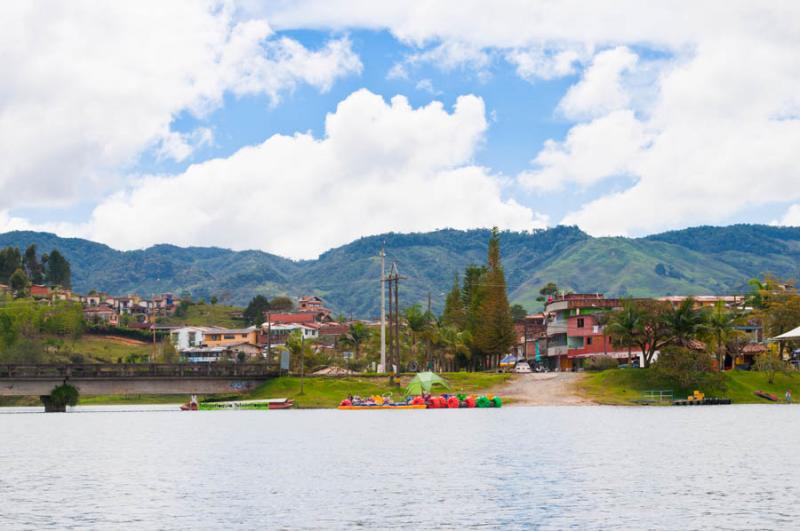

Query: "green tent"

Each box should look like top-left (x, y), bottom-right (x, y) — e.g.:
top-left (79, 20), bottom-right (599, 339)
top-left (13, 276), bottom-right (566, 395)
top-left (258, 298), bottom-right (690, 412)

top-left (406, 372), bottom-right (450, 396)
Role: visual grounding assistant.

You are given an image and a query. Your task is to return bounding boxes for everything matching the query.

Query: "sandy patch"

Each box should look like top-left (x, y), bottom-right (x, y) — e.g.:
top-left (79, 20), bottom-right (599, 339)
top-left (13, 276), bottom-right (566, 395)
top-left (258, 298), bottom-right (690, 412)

top-left (497, 373), bottom-right (596, 406)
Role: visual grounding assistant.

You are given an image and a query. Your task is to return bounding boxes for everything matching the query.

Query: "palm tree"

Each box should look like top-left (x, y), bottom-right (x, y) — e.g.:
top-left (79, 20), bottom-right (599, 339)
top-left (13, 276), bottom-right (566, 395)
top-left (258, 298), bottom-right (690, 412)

top-left (285, 330), bottom-right (315, 394)
top-left (438, 325), bottom-right (471, 372)
top-left (340, 322), bottom-right (370, 359)
top-left (404, 304), bottom-right (432, 366)
top-left (605, 299), bottom-right (641, 365)
top-left (706, 301), bottom-right (738, 371)
top-left (664, 297), bottom-right (707, 347)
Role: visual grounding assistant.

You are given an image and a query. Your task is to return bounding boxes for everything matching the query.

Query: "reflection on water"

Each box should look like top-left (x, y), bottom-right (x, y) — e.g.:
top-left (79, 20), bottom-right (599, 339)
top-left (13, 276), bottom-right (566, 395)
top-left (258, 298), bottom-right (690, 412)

top-left (1, 405), bottom-right (797, 530)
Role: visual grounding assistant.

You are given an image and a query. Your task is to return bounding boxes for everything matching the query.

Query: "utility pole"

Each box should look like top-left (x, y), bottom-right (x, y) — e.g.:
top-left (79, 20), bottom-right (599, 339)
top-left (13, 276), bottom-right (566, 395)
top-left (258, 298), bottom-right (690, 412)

top-left (380, 243), bottom-right (386, 373)
top-left (299, 332), bottom-right (305, 395)
top-left (426, 291), bottom-right (432, 369)
top-left (266, 312), bottom-right (272, 361)
top-left (387, 265), bottom-right (394, 384)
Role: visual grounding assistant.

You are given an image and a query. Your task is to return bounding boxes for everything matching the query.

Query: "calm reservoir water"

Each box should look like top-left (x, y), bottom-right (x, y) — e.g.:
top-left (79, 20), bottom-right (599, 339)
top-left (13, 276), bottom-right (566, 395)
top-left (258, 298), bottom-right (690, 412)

top-left (1, 405), bottom-right (798, 530)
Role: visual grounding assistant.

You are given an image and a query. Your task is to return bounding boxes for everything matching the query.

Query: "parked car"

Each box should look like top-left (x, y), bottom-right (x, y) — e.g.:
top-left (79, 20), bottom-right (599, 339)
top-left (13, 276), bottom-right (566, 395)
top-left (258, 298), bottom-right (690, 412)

top-left (514, 361), bottom-right (532, 373)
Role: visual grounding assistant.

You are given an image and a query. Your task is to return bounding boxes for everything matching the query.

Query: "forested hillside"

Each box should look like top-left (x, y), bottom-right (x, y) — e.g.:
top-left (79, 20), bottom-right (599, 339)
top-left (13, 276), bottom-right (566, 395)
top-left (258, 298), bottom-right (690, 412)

top-left (2, 224), bottom-right (798, 316)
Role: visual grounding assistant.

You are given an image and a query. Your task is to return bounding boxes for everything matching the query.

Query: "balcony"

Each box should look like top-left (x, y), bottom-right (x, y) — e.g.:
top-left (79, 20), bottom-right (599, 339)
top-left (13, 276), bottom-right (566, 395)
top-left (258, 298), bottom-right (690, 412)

top-left (546, 322), bottom-right (568, 335)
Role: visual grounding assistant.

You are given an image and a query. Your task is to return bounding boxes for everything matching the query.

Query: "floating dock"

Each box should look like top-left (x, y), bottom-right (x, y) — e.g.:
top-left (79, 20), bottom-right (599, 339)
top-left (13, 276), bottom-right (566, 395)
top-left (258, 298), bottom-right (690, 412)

top-left (672, 397), bottom-right (732, 406)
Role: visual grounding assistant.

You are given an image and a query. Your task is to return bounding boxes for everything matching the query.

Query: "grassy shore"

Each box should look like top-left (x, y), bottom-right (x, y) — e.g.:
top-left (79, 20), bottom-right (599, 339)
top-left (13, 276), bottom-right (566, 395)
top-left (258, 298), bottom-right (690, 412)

top-left (246, 372), bottom-right (512, 408)
top-left (579, 368), bottom-right (798, 405)
top-left (1, 372), bottom-right (512, 409)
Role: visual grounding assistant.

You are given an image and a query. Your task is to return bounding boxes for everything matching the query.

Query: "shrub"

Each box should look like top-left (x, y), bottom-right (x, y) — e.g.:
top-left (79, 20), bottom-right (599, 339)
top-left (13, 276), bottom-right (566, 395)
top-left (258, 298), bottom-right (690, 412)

top-left (654, 346), bottom-right (725, 392)
top-left (755, 349), bottom-right (789, 384)
top-left (584, 355), bottom-right (620, 371)
top-left (49, 383), bottom-right (80, 407)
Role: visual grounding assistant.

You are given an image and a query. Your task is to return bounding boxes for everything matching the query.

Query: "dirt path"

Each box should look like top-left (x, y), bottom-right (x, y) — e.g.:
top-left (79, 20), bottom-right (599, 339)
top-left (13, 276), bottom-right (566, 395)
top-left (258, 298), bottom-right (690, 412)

top-left (93, 335), bottom-right (148, 346)
top-left (496, 373), bottom-right (596, 406)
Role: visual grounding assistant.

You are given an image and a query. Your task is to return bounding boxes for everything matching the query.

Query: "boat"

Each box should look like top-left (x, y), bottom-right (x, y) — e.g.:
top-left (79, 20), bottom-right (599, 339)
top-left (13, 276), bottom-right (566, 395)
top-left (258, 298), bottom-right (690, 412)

top-left (754, 390), bottom-right (778, 402)
top-left (337, 404), bottom-right (427, 410)
top-left (182, 398), bottom-right (294, 410)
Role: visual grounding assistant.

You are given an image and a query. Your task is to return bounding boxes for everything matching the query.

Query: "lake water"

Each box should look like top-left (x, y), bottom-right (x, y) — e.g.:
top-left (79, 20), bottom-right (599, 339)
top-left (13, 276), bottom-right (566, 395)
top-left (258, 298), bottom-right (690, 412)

top-left (1, 405), bottom-right (798, 530)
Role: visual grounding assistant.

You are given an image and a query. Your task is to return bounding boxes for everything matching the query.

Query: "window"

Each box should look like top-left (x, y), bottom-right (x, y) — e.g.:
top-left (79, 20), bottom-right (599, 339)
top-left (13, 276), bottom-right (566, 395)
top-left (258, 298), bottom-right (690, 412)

top-left (577, 318), bottom-right (585, 328)
top-left (224, 334), bottom-right (235, 340)
top-left (587, 336), bottom-right (593, 345)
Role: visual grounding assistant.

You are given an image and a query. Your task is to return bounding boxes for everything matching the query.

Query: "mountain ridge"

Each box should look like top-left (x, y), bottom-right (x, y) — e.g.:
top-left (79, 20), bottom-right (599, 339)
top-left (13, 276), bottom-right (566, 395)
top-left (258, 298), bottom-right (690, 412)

top-left (1, 224), bottom-right (798, 316)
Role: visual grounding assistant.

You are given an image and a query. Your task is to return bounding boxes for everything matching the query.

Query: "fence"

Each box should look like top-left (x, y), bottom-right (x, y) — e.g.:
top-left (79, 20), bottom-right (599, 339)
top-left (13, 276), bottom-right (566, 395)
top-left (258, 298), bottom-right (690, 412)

top-left (0, 363), bottom-right (276, 379)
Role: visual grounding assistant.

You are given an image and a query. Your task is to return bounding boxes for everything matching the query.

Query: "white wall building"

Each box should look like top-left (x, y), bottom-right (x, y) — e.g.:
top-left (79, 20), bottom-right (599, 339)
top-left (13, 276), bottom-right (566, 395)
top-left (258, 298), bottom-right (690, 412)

top-left (170, 326), bottom-right (208, 350)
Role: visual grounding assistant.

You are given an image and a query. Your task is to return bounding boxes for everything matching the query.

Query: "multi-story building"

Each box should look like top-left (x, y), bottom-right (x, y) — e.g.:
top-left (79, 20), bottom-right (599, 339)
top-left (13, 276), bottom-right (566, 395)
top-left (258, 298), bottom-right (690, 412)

top-left (542, 293), bottom-right (626, 371)
top-left (514, 313), bottom-right (546, 359)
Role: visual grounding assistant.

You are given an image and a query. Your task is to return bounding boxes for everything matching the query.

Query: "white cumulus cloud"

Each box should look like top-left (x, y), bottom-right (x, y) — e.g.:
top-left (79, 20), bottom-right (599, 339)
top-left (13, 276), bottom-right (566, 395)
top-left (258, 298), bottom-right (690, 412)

top-left (0, 2), bottom-right (361, 211)
top-left (9, 90), bottom-right (543, 259)
top-left (263, 1), bottom-right (800, 236)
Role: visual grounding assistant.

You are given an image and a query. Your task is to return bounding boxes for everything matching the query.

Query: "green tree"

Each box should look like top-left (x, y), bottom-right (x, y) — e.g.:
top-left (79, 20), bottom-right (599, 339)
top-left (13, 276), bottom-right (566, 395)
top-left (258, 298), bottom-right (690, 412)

top-left (510, 304), bottom-right (527, 321)
top-left (210, 295), bottom-right (218, 305)
top-left (285, 329), bottom-right (315, 393)
top-left (462, 264), bottom-right (486, 337)
top-left (269, 296), bottom-right (294, 312)
top-left (0, 312), bottom-right (18, 348)
top-left (340, 322), bottom-right (371, 358)
top-left (664, 297), bottom-right (707, 347)
top-left (473, 228), bottom-right (515, 363)
top-left (654, 346), bottom-right (723, 391)
top-left (705, 301), bottom-right (738, 371)
top-left (536, 282), bottom-right (559, 302)
top-left (629, 299), bottom-right (675, 368)
top-left (9, 268), bottom-right (30, 296)
top-left (755, 348), bottom-right (788, 384)
top-left (434, 324), bottom-right (471, 371)
top-left (159, 339), bottom-right (179, 363)
top-left (44, 249), bottom-right (71, 288)
top-left (0, 246), bottom-right (22, 284)
top-left (244, 295), bottom-right (271, 325)
top-left (441, 273), bottom-right (466, 329)
top-left (605, 299), bottom-right (641, 364)
top-left (23, 245), bottom-right (44, 284)
top-left (404, 304), bottom-right (432, 364)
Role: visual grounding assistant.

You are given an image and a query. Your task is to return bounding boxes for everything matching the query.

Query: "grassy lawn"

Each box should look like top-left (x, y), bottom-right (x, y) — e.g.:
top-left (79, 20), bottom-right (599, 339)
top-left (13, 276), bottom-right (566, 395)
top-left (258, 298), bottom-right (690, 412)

top-left (579, 368), bottom-right (798, 405)
top-left (157, 304), bottom-right (245, 328)
top-left (79, 394), bottom-right (185, 405)
top-left (69, 335), bottom-right (153, 363)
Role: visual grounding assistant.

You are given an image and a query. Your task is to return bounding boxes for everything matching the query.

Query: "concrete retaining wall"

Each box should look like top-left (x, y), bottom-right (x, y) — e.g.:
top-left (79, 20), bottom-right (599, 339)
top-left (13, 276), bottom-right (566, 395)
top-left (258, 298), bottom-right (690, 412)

top-left (0, 378), bottom-right (265, 396)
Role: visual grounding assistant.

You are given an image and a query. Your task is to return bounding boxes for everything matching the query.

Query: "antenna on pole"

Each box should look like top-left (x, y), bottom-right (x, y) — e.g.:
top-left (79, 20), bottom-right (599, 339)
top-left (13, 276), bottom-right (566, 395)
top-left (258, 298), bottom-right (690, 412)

top-left (379, 241), bottom-right (386, 373)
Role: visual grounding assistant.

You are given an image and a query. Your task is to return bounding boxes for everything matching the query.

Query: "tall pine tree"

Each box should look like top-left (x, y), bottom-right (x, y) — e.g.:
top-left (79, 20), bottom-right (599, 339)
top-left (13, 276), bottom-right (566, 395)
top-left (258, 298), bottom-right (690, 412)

top-left (462, 264), bottom-right (486, 339)
top-left (441, 273), bottom-right (466, 329)
top-left (473, 227), bottom-right (515, 363)
top-left (24, 245), bottom-right (44, 284)
top-left (0, 247), bottom-right (22, 284)
top-left (44, 249), bottom-right (71, 288)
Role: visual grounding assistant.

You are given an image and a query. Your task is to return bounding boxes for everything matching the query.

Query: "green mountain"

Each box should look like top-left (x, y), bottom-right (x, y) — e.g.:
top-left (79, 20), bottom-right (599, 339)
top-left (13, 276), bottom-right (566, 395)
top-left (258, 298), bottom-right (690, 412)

top-left (2, 224), bottom-right (799, 316)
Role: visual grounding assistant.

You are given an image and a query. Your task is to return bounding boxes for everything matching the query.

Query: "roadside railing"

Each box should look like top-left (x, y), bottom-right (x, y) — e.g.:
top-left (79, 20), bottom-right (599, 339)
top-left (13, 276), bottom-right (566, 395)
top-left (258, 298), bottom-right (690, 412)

top-left (0, 363), bottom-right (277, 379)
top-left (641, 389), bottom-right (673, 403)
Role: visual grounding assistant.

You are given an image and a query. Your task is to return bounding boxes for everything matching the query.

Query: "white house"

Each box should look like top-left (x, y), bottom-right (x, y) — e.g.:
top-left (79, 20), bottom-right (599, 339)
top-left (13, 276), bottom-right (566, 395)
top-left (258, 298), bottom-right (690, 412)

top-left (170, 326), bottom-right (209, 350)
top-left (261, 323), bottom-right (319, 345)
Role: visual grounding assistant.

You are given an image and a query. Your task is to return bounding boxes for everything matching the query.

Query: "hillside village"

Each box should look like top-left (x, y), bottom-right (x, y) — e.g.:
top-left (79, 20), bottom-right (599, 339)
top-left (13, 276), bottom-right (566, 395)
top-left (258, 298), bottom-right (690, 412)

top-left (1, 277), bottom-right (776, 373)
top-left (0, 230), bottom-right (796, 377)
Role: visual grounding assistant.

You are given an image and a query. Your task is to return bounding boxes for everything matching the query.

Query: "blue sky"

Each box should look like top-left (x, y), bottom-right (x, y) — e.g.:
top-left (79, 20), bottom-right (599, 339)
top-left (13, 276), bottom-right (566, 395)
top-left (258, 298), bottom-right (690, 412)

top-left (129, 29), bottom-right (623, 228)
top-left (1, 2), bottom-right (799, 259)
